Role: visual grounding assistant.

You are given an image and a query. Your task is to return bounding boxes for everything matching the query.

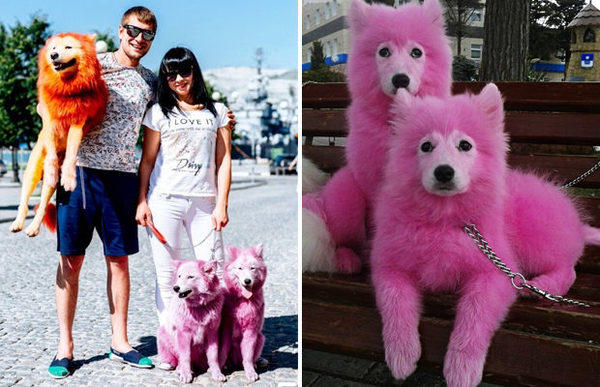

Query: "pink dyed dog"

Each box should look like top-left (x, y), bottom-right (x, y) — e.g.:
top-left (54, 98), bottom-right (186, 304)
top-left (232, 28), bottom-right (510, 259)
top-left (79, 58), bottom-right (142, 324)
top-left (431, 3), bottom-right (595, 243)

top-left (371, 84), bottom-right (600, 387)
top-left (303, 0), bottom-right (452, 273)
top-left (220, 244), bottom-right (267, 382)
top-left (157, 260), bottom-right (225, 383)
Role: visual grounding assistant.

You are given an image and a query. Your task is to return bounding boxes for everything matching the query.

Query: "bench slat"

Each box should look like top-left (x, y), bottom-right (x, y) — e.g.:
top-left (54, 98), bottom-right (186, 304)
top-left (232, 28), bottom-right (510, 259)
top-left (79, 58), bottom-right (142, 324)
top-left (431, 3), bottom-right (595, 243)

top-left (304, 82), bottom-right (600, 112)
top-left (303, 299), bottom-right (600, 386)
top-left (303, 109), bottom-right (600, 145)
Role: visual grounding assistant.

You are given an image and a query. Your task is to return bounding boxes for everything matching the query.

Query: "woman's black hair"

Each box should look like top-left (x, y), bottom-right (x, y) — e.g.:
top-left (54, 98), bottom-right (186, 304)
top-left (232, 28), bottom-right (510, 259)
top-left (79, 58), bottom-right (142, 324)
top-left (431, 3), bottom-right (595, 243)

top-left (156, 47), bottom-right (217, 118)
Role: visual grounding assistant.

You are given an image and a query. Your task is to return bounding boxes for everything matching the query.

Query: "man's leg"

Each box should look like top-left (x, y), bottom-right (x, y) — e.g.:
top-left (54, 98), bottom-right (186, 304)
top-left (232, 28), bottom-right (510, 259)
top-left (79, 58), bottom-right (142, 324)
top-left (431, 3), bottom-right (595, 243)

top-left (55, 254), bottom-right (85, 359)
top-left (106, 255), bottom-right (134, 353)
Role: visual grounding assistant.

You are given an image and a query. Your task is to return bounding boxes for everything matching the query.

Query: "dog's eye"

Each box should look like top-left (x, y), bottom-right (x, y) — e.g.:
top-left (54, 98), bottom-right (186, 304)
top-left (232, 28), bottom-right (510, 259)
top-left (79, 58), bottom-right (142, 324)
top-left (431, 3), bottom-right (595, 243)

top-left (420, 141), bottom-right (434, 153)
top-left (250, 267), bottom-right (256, 271)
top-left (458, 140), bottom-right (472, 151)
top-left (238, 267), bottom-right (243, 270)
top-left (65, 46), bottom-right (72, 50)
top-left (187, 275), bottom-right (194, 279)
top-left (378, 47), bottom-right (391, 58)
top-left (410, 48), bottom-right (423, 58)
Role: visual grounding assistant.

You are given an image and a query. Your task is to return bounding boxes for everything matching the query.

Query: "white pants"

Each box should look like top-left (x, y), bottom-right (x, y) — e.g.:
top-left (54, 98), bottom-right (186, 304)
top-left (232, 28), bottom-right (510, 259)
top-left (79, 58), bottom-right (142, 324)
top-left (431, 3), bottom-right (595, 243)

top-left (147, 193), bottom-right (224, 318)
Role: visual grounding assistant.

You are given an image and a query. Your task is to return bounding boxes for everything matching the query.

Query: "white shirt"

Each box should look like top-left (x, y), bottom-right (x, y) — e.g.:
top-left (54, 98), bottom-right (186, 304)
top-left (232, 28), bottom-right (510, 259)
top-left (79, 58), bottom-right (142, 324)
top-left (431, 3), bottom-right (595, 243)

top-left (142, 102), bottom-right (230, 197)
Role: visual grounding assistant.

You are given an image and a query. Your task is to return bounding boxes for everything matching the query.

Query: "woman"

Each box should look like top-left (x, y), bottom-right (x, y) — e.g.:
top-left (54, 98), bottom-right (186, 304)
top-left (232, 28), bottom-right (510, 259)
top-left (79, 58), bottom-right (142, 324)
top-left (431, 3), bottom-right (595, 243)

top-left (136, 47), bottom-right (233, 321)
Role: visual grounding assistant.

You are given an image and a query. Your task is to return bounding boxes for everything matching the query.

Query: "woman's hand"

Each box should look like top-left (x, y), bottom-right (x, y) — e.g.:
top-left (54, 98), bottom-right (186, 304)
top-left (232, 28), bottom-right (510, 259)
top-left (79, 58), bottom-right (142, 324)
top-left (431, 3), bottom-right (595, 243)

top-left (211, 204), bottom-right (229, 231)
top-left (135, 200), bottom-right (153, 227)
top-left (226, 109), bottom-right (236, 131)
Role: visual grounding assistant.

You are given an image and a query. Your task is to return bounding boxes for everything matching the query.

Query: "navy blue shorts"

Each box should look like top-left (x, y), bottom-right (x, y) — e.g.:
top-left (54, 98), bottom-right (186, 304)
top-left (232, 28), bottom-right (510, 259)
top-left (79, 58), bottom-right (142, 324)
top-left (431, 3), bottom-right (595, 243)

top-left (56, 167), bottom-right (139, 256)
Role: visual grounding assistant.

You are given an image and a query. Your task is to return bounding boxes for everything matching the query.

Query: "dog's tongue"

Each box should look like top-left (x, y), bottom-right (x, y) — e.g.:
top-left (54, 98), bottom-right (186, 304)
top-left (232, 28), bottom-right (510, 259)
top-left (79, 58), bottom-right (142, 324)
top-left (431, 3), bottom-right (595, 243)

top-left (242, 287), bottom-right (253, 299)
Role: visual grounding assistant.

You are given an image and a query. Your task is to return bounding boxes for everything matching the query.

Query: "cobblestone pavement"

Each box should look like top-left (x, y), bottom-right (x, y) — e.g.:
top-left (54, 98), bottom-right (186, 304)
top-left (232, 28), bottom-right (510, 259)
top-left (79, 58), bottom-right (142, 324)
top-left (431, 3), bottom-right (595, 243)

top-left (0, 166), bottom-right (298, 386)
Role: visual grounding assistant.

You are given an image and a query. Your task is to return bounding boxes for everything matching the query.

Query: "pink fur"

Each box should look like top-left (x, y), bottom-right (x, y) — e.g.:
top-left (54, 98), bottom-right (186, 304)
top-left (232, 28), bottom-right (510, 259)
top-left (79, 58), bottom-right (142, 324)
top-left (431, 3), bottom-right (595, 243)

top-left (157, 260), bottom-right (225, 383)
top-left (302, 0), bottom-right (453, 273)
top-left (372, 84), bottom-right (599, 387)
top-left (220, 244), bottom-right (267, 382)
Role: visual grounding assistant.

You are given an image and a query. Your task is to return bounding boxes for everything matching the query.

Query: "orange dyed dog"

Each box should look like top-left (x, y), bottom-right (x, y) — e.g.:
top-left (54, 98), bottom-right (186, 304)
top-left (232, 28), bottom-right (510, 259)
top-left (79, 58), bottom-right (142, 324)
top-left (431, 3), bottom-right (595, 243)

top-left (10, 33), bottom-right (108, 236)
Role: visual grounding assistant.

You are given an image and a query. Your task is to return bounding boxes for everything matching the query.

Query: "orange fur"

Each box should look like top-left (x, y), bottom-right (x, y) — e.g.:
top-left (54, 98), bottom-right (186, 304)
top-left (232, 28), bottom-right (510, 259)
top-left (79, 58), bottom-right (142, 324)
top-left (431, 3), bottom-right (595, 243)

top-left (9, 33), bottom-right (107, 236)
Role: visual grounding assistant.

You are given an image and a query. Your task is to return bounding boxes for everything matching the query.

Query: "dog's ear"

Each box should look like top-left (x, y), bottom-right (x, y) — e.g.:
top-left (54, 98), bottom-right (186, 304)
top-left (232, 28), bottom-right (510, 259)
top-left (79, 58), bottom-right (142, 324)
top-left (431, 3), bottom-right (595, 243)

top-left (476, 83), bottom-right (504, 131)
top-left (349, 0), bottom-right (371, 35)
top-left (422, 0), bottom-right (445, 29)
top-left (87, 34), bottom-right (97, 44)
top-left (169, 258), bottom-right (183, 269)
top-left (225, 246), bottom-right (240, 259)
top-left (203, 260), bottom-right (218, 274)
top-left (252, 244), bottom-right (264, 259)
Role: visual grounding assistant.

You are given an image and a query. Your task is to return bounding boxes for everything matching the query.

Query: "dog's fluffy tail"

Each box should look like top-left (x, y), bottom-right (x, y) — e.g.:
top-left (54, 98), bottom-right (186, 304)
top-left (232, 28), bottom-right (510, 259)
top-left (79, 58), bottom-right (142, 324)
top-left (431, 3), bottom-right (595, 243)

top-left (302, 158), bottom-right (329, 195)
top-left (583, 225), bottom-right (600, 245)
top-left (34, 202), bottom-right (57, 233)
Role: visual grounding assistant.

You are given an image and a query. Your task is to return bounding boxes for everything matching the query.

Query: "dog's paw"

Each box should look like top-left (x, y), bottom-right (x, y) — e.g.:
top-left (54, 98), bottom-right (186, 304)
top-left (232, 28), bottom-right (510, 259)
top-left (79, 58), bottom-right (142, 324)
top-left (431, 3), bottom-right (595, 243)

top-left (60, 171), bottom-right (77, 192)
top-left (178, 369), bottom-right (193, 383)
top-left (24, 222), bottom-right (41, 237)
top-left (210, 369), bottom-right (227, 382)
top-left (9, 219), bottom-right (24, 233)
top-left (443, 348), bottom-right (484, 387)
top-left (384, 337), bottom-right (420, 380)
top-left (244, 368), bottom-right (259, 382)
top-left (44, 165), bottom-right (58, 188)
top-left (335, 247), bottom-right (362, 273)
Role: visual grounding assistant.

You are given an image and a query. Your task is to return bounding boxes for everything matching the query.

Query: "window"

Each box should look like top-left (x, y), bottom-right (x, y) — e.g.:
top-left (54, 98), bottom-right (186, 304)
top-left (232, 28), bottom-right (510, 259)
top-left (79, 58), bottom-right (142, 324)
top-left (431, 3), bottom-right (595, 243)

top-left (469, 9), bottom-right (482, 22)
top-left (305, 15), bottom-right (311, 30)
top-left (584, 28), bottom-right (595, 43)
top-left (325, 41), bottom-right (332, 58)
top-left (315, 9), bottom-right (321, 25)
top-left (470, 43), bottom-right (482, 60)
top-left (333, 39), bottom-right (339, 57)
top-left (332, 0), bottom-right (338, 16)
top-left (325, 2), bottom-right (331, 20)
top-left (308, 47), bottom-right (313, 62)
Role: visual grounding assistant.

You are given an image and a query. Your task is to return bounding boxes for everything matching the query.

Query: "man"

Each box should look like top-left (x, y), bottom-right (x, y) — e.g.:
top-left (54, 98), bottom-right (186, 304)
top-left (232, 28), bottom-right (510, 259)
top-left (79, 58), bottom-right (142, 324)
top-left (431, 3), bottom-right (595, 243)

top-left (48, 6), bottom-right (159, 378)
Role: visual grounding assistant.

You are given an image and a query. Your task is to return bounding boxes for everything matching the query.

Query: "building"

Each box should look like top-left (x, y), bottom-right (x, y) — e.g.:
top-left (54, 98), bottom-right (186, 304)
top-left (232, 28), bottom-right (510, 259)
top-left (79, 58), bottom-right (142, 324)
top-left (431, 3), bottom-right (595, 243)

top-left (301, 0), bottom-right (485, 73)
top-left (566, 2), bottom-right (600, 81)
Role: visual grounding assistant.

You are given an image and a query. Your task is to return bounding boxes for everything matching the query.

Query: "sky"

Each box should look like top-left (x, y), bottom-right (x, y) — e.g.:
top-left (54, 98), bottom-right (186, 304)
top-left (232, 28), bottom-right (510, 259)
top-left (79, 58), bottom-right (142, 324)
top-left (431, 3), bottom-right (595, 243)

top-left (0, 0), bottom-right (299, 72)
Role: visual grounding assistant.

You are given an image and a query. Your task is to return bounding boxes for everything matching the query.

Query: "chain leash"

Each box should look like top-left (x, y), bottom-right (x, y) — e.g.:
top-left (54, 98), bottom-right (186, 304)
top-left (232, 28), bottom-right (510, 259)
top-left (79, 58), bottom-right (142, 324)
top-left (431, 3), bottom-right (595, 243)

top-left (561, 159), bottom-right (600, 189)
top-left (463, 224), bottom-right (590, 308)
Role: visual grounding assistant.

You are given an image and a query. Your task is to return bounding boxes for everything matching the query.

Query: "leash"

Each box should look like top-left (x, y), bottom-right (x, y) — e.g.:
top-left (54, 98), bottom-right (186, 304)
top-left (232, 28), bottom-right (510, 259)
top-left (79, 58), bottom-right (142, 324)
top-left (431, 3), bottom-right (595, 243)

top-left (463, 224), bottom-right (590, 308)
top-left (147, 220), bottom-right (220, 261)
top-left (561, 159), bottom-right (600, 189)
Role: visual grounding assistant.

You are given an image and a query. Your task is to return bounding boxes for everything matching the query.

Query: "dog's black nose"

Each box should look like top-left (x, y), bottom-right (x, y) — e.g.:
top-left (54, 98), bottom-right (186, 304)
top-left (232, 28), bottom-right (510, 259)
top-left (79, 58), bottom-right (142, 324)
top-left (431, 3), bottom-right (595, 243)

top-left (50, 52), bottom-right (59, 60)
top-left (173, 285), bottom-right (180, 293)
top-left (392, 73), bottom-right (410, 89)
top-left (434, 165), bottom-right (454, 183)
top-left (244, 279), bottom-right (252, 285)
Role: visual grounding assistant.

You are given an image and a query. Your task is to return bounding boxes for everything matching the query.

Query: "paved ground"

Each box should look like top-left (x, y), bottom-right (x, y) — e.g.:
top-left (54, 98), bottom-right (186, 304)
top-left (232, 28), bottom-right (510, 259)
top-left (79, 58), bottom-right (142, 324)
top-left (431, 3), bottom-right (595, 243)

top-left (0, 163), bottom-right (298, 386)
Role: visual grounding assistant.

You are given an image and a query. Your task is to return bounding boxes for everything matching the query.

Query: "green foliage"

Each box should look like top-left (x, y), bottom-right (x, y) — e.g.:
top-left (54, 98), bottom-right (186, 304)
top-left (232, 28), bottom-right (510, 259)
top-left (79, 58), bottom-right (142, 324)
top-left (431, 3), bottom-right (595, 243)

top-left (302, 67), bottom-right (346, 83)
top-left (303, 40), bottom-right (345, 83)
top-left (529, 0), bottom-right (585, 63)
top-left (92, 29), bottom-right (118, 53)
top-left (452, 55), bottom-right (478, 81)
top-left (0, 17), bottom-right (50, 149)
top-left (310, 41), bottom-right (326, 71)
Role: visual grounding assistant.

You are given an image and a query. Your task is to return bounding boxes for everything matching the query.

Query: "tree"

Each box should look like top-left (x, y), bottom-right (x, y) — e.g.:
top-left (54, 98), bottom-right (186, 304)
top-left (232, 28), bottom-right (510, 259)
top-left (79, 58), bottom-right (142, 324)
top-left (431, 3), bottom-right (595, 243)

top-left (93, 29), bottom-right (118, 53)
top-left (444, 0), bottom-right (482, 56)
top-left (303, 40), bottom-right (345, 83)
top-left (0, 17), bottom-right (50, 182)
top-left (529, 0), bottom-right (585, 72)
top-left (309, 40), bottom-right (326, 71)
top-left (480, 0), bottom-right (530, 81)
top-left (452, 55), bottom-right (478, 81)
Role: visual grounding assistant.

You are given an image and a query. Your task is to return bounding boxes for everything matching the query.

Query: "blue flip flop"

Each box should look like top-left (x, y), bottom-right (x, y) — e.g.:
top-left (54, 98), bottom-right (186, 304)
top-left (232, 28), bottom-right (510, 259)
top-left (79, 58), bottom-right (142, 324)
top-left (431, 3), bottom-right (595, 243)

top-left (48, 356), bottom-right (73, 379)
top-left (108, 347), bottom-right (153, 368)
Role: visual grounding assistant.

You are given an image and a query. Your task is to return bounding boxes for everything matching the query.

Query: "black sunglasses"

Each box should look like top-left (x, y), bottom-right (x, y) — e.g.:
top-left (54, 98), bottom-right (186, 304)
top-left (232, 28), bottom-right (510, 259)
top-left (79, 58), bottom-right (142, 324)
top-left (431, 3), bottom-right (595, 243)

top-left (166, 67), bottom-right (193, 82)
top-left (122, 24), bottom-right (155, 41)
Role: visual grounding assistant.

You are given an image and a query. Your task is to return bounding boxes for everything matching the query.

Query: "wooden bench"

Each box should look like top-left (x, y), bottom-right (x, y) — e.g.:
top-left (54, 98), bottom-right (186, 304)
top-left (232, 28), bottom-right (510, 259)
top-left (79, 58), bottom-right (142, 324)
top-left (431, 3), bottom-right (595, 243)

top-left (302, 82), bottom-right (600, 386)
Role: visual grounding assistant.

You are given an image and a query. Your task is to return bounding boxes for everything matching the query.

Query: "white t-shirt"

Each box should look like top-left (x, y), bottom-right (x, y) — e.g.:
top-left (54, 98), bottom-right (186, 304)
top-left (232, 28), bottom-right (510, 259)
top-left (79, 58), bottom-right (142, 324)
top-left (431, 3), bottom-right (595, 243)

top-left (142, 102), bottom-right (230, 197)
